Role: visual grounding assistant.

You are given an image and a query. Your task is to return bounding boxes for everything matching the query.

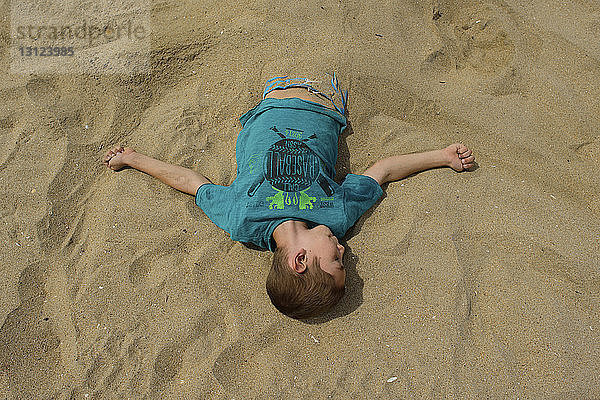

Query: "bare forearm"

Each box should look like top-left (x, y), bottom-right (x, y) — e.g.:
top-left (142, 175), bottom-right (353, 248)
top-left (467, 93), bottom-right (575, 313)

top-left (125, 152), bottom-right (211, 195)
top-left (379, 150), bottom-right (449, 182)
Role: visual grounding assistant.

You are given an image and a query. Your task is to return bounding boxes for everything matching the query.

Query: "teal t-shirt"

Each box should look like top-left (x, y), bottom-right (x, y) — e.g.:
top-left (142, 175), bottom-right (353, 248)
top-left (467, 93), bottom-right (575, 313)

top-left (195, 97), bottom-right (383, 251)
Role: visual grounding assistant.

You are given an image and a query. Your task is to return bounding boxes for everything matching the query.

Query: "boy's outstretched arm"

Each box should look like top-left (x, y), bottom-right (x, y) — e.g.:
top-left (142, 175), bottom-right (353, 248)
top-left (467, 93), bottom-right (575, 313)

top-left (363, 143), bottom-right (475, 185)
top-left (102, 146), bottom-right (213, 195)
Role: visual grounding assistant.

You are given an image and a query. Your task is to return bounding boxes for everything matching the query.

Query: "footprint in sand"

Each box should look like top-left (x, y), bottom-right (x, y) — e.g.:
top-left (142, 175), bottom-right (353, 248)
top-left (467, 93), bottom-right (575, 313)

top-left (125, 230), bottom-right (192, 289)
top-left (169, 106), bottom-right (210, 168)
top-left (0, 116), bottom-right (25, 170)
top-left (212, 324), bottom-right (279, 397)
top-left (25, 76), bottom-right (93, 142)
top-left (423, 1), bottom-right (516, 79)
top-left (81, 323), bottom-right (149, 397)
top-left (36, 144), bottom-right (99, 254)
top-left (351, 75), bottom-right (444, 126)
top-left (175, 107), bottom-right (204, 137)
top-left (0, 262), bottom-right (63, 399)
top-left (483, 65), bottom-right (526, 97)
top-left (128, 250), bottom-right (153, 286)
top-left (127, 248), bottom-right (177, 288)
top-left (146, 307), bottom-right (227, 398)
top-left (78, 306), bottom-right (228, 398)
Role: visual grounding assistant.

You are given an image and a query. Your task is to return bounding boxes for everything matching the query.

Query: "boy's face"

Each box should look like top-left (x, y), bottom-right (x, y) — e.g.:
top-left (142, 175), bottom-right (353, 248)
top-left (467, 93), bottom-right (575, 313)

top-left (305, 225), bottom-right (346, 288)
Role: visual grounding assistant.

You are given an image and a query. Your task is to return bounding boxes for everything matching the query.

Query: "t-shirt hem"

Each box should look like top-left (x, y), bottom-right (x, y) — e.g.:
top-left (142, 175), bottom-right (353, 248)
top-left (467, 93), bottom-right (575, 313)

top-left (239, 97), bottom-right (347, 127)
top-left (195, 183), bottom-right (214, 205)
top-left (346, 173), bottom-right (384, 196)
top-left (360, 174), bottom-right (384, 197)
top-left (341, 173), bottom-right (384, 232)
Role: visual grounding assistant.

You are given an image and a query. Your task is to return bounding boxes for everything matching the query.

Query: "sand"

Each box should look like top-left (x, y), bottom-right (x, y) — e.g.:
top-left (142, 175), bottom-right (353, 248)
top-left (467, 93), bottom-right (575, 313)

top-left (1, 0), bottom-right (600, 398)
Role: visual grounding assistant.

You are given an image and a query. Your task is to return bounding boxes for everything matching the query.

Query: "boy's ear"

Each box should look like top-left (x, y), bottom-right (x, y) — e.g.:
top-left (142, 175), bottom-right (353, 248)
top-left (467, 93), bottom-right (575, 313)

top-left (291, 249), bottom-right (308, 273)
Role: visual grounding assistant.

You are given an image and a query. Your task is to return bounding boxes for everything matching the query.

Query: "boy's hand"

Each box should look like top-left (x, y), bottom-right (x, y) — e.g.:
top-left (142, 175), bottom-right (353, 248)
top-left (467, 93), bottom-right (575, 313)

top-left (444, 143), bottom-right (475, 172)
top-left (103, 145), bottom-right (135, 171)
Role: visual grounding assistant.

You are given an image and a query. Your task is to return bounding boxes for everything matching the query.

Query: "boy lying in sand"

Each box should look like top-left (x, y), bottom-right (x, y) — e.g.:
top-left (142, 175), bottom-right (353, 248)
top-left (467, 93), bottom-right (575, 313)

top-left (103, 74), bottom-right (475, 319)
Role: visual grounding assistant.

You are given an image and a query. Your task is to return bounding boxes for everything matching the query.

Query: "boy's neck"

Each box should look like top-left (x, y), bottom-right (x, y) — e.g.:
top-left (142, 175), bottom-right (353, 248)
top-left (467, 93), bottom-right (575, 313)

top-left (272, 220), bottom-right (310, 248)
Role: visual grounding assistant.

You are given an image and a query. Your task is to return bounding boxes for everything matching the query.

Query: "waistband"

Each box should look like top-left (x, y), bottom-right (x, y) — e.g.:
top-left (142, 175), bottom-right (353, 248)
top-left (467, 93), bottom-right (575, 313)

top-left (262, 73), bottom-right (348, 116)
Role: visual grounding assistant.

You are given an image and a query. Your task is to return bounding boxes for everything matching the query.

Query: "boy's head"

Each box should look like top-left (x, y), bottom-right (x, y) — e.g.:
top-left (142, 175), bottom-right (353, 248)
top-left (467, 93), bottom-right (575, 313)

top-left (266, 224), bottom-right (346, 319)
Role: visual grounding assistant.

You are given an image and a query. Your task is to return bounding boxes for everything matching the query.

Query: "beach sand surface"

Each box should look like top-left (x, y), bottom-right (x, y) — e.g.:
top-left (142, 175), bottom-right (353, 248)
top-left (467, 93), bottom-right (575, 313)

top-left (1, 0), bottom-right (600, 398)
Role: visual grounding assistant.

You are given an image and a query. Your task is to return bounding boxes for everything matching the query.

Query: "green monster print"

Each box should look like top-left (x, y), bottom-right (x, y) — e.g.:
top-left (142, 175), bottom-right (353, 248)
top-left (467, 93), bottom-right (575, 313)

top-left (267, 189), bottom-right (317, 210)
top-left (246, 126), bottom-right (333, 210)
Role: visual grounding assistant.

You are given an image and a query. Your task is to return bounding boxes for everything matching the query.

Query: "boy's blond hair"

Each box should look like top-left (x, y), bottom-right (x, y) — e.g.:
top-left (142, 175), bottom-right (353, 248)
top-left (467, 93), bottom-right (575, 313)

top-left (266, 246), bottom-right (345, 319)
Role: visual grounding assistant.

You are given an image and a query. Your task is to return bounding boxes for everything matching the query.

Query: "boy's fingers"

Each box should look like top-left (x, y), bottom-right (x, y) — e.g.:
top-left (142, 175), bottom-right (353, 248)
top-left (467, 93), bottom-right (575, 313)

top-left (104, 151), bottom-right (116, 162)
top-left (458, 149), bottom-right (472, 158)
top-left (103, 146), bottom-right (121, 166)
top-left (461, 155), bottom-right (475, 163)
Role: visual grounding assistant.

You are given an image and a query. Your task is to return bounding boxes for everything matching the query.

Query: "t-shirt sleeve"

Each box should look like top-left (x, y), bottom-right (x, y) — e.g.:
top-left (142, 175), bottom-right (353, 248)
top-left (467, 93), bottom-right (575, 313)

top-left (340, 173), bottom-right (384, 231)
top-left (195, 184), bottom-right (233, 233)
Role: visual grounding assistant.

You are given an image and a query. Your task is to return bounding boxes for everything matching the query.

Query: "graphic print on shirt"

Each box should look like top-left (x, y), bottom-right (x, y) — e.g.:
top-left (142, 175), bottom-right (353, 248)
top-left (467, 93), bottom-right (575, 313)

top-left (246, 126), bottom-right (334, 210)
